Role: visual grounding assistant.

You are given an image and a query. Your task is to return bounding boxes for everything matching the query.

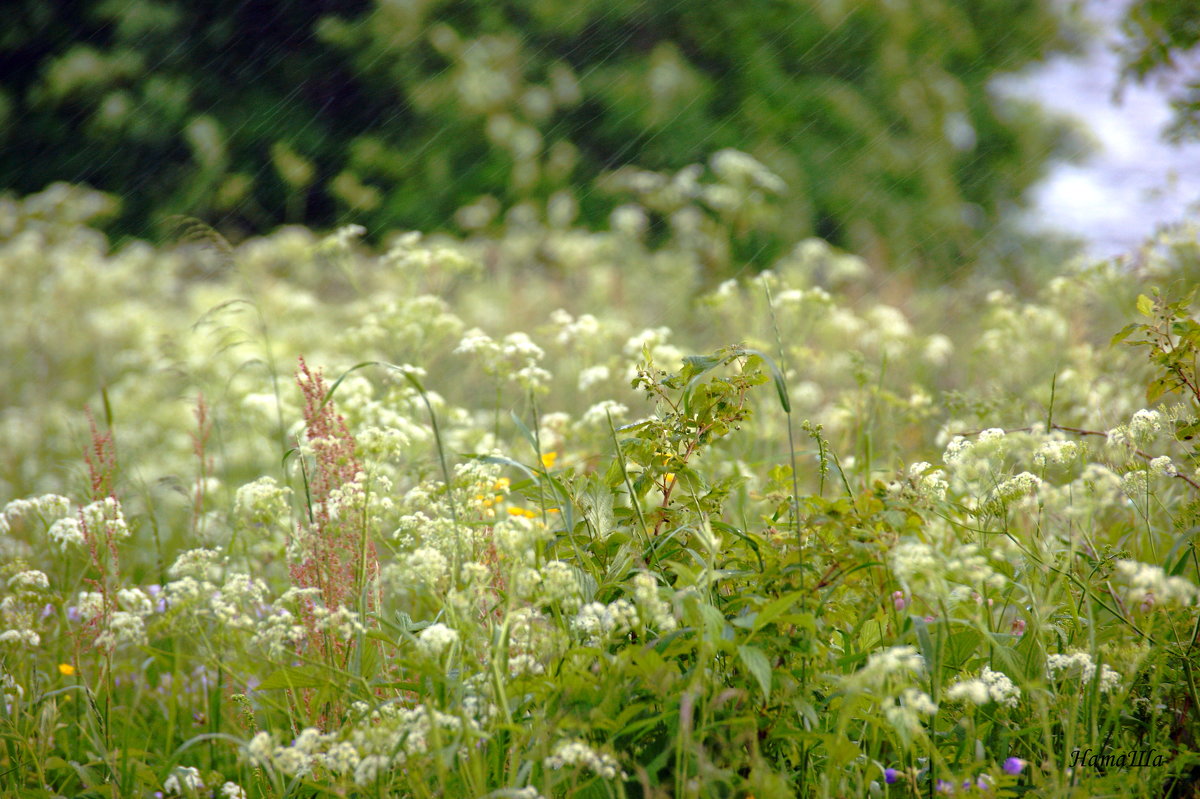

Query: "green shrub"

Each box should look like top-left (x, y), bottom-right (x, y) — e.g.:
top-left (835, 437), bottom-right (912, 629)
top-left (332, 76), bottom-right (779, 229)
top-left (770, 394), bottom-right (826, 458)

top-left (2, 0), bottom-right (1076, 273)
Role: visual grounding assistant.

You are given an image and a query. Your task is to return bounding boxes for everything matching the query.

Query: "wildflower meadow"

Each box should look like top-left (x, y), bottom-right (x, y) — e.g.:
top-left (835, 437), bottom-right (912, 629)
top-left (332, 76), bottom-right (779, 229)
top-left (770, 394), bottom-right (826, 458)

top-left (3, 172), bottom-right (1200, 799)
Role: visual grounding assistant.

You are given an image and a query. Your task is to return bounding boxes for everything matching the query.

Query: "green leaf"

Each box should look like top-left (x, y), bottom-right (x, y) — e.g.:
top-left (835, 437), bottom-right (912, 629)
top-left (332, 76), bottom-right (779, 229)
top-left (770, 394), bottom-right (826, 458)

top-left (257, 664), bottom-right (333, 691)
top-left (751, 590), bottom-right (808, 635)
top-left (737, 644), bottom-right (772, 701)
top-left (741, 348), bottom-right (791, 413)
top-left (1110, 322), bottom-right (1140, 347)
top-left (1137, 293), bottom-right (1154, 317)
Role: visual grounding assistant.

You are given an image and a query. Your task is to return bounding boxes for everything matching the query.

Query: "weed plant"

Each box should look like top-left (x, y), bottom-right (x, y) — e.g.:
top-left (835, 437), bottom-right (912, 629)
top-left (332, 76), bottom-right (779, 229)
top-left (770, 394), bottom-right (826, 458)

top-left (2, 172), bottom-right (1200, 797)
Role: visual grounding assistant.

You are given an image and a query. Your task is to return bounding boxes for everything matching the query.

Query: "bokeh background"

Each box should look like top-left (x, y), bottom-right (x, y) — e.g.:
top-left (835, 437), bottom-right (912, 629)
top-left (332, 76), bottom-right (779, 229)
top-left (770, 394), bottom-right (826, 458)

top-left (2, 0), bottom-right (1195, 276)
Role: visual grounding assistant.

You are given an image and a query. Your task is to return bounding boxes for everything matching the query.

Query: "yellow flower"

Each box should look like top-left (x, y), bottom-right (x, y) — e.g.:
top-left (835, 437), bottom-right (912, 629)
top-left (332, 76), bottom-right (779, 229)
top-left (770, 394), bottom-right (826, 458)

top-left (494, 477), bottom-right (511, 491)
top-left (507, 507), bottom-right (527, 517)
top-left (58, 663), bottom-right (76, 676)
top-left (540, 451), bottom-right (558, 469)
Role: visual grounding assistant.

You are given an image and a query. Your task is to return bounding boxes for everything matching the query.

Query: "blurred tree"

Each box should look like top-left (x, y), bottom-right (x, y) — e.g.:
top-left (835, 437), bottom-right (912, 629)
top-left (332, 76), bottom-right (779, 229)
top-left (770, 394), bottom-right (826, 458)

top-left (1120, 0), bottom-right (1200, 141)
top-left (0, 0), bottom-right (1076, 274)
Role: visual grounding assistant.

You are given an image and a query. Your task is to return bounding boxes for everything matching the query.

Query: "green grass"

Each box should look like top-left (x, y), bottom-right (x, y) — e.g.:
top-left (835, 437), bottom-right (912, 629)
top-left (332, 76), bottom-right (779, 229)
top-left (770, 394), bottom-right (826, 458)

top-left (2, 181), bottom-right (1200, 798)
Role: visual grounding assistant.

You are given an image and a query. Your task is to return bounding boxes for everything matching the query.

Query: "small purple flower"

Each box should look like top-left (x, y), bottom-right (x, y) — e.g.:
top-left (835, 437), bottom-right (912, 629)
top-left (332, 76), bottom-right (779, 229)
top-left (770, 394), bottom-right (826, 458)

top-left (1002, 757), bottom-right (1025, 775)
top-left (935, 779), bottom-right (954, 794)
top-left (1011, 618), bottom-right (1026, 636)
top-left (892, 591), bottom-right (908, 611)
top-left (977, 774), bottom-right (991, 789)
top-left (884, 768), bottom-right (899, 784)
top-left (66, 606), bottom-right (80, 622)
top-left (41, 603), bottom-right (54, 618)
top-left (147, 584), bottom-right (162, 597)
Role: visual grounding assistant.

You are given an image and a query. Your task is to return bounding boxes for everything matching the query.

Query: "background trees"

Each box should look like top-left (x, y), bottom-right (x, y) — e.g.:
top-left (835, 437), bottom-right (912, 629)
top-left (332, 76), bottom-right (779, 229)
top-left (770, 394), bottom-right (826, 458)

top-left (0, 0), bottom-right (1075, 273)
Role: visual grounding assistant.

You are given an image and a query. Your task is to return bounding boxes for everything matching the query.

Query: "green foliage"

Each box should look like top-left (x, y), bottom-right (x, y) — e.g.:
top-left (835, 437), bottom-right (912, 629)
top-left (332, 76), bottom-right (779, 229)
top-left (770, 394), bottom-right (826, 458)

top-left (1114, 288), bottom-right (1200, 406)
top-left (4, 190), bottom-right (1200, 797)
top-left (1121, 0), bottom-right (1200, 141)
top-left (1, 0), bottom-right (1074, 272)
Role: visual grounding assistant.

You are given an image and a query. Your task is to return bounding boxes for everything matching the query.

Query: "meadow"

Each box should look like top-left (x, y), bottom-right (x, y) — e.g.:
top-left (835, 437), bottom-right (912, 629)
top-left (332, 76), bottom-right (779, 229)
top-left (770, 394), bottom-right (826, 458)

top-left (2, 168), bottom-right (1200, 798)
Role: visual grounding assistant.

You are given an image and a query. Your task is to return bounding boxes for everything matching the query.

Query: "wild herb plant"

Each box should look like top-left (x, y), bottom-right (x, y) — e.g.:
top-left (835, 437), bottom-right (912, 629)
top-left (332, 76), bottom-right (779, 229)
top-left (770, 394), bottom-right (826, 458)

top-left (2, 183), bottom-right (1200, 797)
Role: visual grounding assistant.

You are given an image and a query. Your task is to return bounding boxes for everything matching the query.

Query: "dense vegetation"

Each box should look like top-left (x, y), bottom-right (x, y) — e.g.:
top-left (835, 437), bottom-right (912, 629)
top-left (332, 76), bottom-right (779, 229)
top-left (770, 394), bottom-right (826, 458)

top-left (1122, 0), bottom-right (1200, 141)
top-left (0, 0), bottom-right (1077, 271)
top-left (2, 175), bottom-right (1200, 797)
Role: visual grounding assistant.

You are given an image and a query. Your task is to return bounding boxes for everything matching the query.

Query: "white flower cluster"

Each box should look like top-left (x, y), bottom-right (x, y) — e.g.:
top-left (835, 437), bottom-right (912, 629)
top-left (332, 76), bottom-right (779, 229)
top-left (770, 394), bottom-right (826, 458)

top-left (340, 700), bottom-right (488, 784)
top-left (312, 605), bottom-right (365, 640)
top-left (572, 600), bottom-right (638, 645)
top-left (1148, 455), bottom-right (1178, 477)
top-left (1113, 560), bottom-right (1199, 609)
top-left (884, 687), bottom-right (938, 733)
top-left (1121, 469), bottom-right (1149, 497)
top-left (1033, 438), bottom-right (1081, 466)
top-left (891, 541), bottom-right (1005, 601)
top-left (982, 472), bottom-right (1041, 514)
top-left (581, 400), bottom-right (628, 427)
top-left (631, 572), bottom-right (677, 633)
top-left (116, 587), bottom-right (152, 615)
top-left (550, 309), bottom-right (602, 346)
top-left (2, 494), bottom-right (71, 536)
top-left (234, 476), bottom-right (292, 528)
top-left (251, 608), bottom-right (307, 659)
top-left (544, 739), bottom-right (624, 780)
top-left (494, 514), bottom-right (553, 560)
top-left (210, 573), bottom-right (269, 630)
top-left (405, 546), bottom-right (450, 589)
top-left (890, 462), bottom-right (948, 502)
top-left (539, 560), bottom-right (582, 610)
top-left (946, 666), bottom-right (1021, 709)
top-left (0, 629), bottom-right (39, 647)
top-left (1108, 409), bottom-right (1163, 448)
top-left (7, 570), bottom-right (48, 594)
top-left (48, 516), bottom-right (84, 548)
top-left (456, 328), bottom-right (553, 390)
top-left (577, 364), bottom-right (611, 391)
top-left (851, 645), bottom-right (926, 689)
top-left (220, 782), bottom-right (248, 799)
top-left (1046, 652), bottom-right (1121, 693)
top-left (416, 622), bottom-right (459, 658)
top-left (163, 765), bottom-right (204, 795)
top-left (95, 609), bottom-right (147, 651)
top-left (168, 547), bottom-right (224, 582)
top-left (80, 497), bottom-right (130, 541)
top-left (623, 326), bottom-right (681, 368)
top-left (248, 727), bottom-right (360, 779)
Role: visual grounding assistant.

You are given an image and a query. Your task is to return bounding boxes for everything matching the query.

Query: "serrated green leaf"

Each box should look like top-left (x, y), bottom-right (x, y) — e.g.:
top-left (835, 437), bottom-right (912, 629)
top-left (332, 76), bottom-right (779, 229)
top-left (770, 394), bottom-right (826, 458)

top-left (1110, 322), bottom-right (1139, 347)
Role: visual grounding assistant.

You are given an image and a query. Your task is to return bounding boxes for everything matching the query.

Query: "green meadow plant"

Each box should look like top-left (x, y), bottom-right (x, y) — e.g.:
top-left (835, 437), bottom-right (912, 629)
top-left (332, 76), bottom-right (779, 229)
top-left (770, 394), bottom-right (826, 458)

top-left (1, 184), bottom-right (1200, 797)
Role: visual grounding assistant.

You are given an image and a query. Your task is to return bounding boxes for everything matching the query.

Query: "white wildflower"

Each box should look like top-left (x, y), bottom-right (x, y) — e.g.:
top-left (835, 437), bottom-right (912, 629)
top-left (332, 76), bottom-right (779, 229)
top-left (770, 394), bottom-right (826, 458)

top-left (577, 365), bottom-right (611, 391)
top-left (581, 400), bottom-right (628, 427)
top-left (416, 623), bottom-right (459, 658)
top-left (1114, 560), bottom-right (1199, 608)
top-left (48, 517), bottom-right (84, 548)
top-left (1149, 456), bottom-right (1177, 477)
top-left (1046, 652), bottom-right (1121, 693)
top-left (7, 570), bottom-right (48, 593)
top-left (947, 667), bottom-right (1020, 708)
top-left (164, 766), bottom-right (204, 795)
top-left (220, 783), bottom-right (248, 799)
top-left (545, 739), bottom-right (624, 780)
